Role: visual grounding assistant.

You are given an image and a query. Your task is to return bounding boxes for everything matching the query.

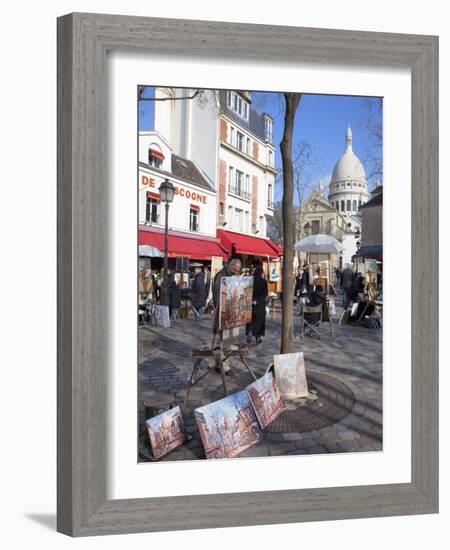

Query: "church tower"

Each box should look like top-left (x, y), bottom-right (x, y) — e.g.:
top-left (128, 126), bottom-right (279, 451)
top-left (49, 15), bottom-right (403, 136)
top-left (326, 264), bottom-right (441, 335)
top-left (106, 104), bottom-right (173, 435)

top-left (328, 126), bottom-right (370, 224)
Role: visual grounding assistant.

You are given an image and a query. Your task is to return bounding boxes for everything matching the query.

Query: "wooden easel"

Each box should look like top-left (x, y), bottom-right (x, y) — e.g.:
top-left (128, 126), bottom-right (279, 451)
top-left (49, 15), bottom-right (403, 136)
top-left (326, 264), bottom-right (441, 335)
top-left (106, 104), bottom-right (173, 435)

top-left (182, 330), bottom-right (259, 412)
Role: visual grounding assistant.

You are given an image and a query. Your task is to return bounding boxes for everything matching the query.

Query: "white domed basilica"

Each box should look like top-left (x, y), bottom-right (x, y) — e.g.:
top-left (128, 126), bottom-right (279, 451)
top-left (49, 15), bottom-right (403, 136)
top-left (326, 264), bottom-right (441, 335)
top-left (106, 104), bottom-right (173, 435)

top-left (328, 126), bottom-right (369, 222)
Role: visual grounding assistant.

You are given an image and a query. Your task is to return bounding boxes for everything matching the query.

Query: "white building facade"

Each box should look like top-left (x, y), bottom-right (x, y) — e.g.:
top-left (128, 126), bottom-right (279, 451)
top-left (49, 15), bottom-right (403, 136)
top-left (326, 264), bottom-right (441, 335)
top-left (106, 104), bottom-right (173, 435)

top-left (138, 88), bottom-right (281, 266)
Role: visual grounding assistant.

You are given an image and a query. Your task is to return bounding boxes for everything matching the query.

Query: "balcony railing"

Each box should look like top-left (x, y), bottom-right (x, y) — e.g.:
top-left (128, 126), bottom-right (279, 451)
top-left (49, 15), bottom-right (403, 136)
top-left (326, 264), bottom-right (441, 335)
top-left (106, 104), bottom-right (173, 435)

top-left (228, 185), bottom-right (251, 201)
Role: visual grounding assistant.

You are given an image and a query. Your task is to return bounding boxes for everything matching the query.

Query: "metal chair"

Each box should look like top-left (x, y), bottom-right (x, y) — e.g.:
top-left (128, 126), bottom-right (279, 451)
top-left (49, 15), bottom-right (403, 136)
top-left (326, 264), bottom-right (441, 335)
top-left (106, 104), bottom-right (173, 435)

top-left (299, 304), bottom-right (323, 340)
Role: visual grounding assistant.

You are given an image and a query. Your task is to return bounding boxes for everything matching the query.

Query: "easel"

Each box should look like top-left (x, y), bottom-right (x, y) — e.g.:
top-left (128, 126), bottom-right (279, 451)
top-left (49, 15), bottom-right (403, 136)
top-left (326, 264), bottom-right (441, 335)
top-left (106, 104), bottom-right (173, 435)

top-left (182, 330), bottom-right (259, 412)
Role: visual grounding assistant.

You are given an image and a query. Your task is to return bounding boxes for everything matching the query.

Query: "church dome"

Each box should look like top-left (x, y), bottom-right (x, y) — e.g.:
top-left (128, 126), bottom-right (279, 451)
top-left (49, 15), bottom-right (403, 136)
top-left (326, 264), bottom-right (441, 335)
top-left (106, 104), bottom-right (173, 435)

top-left (331, 127), bottom-right (366, 183)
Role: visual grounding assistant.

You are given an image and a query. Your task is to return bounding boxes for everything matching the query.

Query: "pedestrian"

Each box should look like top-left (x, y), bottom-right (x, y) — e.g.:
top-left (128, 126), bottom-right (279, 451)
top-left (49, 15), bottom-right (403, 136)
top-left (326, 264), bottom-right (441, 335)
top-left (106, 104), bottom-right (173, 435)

top-left (168, 274), bottom-right (181, 320)
top-left (294, 267), bottom-right (303, 297)
top-left (246, 265), bottom-right (268, 344)
top-left (191, 267), bottom-right (207, 320)
top-left (340, 264), bottom-right (354, 310)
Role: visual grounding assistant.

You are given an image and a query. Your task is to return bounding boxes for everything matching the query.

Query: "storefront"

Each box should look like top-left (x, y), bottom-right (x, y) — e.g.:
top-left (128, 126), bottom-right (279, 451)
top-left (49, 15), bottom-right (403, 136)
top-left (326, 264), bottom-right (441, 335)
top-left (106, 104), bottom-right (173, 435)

top-left (216, 229), bottom-right (283, 293)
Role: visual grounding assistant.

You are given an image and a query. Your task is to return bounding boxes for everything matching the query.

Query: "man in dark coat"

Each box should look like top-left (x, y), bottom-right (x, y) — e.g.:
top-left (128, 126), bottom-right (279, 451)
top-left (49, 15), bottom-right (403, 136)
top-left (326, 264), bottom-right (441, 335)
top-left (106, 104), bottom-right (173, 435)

top-left (168, 274), bottom-right (181, 319)
top-left (191, 267), bottom-right (207, 320)
top-left (246, 266), bottom-right (268, 343)
top-left (340, 265), bottom-right (354, 309)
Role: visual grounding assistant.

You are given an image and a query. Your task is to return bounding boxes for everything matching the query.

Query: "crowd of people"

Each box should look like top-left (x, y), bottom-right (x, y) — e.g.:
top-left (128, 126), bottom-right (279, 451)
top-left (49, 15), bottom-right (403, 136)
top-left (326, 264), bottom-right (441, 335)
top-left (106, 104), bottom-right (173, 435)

top-left (141, 258), bottom-right (381, 337)
top-left (142, 259), bottom-right (269, 343)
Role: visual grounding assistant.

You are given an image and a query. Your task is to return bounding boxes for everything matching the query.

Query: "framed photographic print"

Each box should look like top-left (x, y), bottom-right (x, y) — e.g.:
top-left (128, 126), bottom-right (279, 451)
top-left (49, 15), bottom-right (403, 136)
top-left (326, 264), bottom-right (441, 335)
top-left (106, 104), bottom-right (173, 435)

top-left (57, 13), bottom-right (438, 537)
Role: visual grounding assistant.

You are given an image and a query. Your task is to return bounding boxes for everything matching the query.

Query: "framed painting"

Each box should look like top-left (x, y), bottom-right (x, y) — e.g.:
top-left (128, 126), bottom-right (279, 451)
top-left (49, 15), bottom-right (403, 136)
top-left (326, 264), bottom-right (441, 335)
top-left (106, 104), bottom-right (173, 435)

top-left (57, 13), bottom-right (438, 536)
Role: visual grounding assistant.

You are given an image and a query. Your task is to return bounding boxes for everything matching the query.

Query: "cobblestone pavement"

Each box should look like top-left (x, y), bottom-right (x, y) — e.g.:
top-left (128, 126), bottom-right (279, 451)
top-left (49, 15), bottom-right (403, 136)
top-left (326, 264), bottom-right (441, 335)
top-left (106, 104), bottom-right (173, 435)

top-left (138, 302), bottom-right (382, 461)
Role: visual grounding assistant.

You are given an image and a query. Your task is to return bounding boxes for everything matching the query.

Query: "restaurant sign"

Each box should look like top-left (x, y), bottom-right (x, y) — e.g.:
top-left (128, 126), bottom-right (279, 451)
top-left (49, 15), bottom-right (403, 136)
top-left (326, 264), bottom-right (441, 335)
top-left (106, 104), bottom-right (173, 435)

top-left (140, 174), bottom-right (208, 204)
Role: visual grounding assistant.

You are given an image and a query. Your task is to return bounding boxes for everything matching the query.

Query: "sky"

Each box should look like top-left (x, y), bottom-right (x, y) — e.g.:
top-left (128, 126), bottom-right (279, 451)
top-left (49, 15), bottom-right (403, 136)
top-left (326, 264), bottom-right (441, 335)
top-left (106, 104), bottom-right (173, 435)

top-left (138, 88), bottom-right (382, 204)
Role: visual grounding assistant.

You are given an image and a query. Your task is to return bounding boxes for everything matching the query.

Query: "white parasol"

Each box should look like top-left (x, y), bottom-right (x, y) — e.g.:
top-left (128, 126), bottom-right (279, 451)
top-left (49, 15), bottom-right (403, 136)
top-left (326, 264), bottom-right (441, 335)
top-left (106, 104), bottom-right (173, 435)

top-left (294, 234), bottom-right (344, 254)
top-left (139, 244), bottom-right (164, 257)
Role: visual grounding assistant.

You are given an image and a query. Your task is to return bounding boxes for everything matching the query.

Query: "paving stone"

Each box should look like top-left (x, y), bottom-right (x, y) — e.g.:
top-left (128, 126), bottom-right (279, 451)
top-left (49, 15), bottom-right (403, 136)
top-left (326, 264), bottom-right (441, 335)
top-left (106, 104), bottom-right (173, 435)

top-left (138, 299), bottom-right (382, 462)
top-left (339, 429), bottom-right (361, 440)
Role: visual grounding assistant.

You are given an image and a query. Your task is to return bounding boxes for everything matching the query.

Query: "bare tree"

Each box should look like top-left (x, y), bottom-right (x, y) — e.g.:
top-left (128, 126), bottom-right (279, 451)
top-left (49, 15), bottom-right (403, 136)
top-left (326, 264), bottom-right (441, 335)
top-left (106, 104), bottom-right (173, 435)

top-left (359, 97), bottom-right (383, 182)
top-left (280, 93), bottom-right (301, 354)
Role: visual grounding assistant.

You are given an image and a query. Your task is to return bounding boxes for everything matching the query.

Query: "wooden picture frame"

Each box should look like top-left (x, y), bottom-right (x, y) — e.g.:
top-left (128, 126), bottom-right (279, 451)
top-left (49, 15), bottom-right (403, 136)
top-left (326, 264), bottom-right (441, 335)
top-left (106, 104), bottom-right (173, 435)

top-left (57, 13), bottom-right (438, 536)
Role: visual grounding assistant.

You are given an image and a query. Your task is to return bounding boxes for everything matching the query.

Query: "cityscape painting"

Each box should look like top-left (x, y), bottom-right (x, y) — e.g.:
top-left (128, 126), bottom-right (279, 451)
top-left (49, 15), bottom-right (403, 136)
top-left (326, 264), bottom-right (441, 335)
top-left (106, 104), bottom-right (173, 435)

top-left (273, 352), bottom-right (309, 399)
top-left (194, 390), bottom-right (262, 459)
top-left (146, 406), bottom-right (188, 460)
top-left (219, 276), bottom-right (253, 330)
top-left (247, 372), bottom-right (286, 429)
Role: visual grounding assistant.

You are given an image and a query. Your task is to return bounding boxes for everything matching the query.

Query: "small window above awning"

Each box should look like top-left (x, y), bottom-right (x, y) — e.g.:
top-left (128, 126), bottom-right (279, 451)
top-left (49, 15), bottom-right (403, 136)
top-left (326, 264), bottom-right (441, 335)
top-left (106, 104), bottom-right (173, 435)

top-left (149, 148), bottom-right (164, 160)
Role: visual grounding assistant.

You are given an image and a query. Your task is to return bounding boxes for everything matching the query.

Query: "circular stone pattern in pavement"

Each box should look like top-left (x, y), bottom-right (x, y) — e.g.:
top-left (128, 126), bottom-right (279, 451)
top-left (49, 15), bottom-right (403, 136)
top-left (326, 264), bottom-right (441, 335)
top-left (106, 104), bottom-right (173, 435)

top-left (268, 371), bottom-right (356, 433)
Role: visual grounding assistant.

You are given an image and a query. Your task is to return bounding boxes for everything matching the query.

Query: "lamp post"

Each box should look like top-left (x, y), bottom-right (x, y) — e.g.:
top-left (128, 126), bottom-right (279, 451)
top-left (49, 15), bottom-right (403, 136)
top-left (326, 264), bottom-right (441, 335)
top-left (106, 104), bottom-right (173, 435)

top-left (158, 178), bottom-right (175, 306)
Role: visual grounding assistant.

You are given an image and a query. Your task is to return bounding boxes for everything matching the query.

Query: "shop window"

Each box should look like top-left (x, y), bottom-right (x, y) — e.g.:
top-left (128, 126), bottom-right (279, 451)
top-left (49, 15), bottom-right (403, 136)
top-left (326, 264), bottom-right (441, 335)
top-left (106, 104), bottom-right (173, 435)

top-left (146, 193), bottom-right (160, 223)
top-left (189, 205), bottom-right (199, 232)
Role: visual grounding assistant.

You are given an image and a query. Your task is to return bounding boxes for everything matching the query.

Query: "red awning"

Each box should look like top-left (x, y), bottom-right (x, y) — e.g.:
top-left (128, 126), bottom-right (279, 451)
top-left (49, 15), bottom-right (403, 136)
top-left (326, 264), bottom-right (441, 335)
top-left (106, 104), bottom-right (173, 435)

top-left (217, 229), bottom-right (282, 258)
top-left (139, 229), bottom-right (228, 260)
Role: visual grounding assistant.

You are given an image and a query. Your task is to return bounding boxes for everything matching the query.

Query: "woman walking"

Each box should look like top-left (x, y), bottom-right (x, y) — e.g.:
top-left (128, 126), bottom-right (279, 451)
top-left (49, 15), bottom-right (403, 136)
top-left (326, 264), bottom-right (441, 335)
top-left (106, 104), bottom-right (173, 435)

top-left (246, 266), bottom-right (268, 344)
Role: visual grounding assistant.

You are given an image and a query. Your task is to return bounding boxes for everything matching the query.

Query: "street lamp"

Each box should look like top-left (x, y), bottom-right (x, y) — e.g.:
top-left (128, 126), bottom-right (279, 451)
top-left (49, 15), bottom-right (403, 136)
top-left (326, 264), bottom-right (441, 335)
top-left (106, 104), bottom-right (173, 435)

top-left (304, 221), bottom-right (312, 237)
top-left (159, 178), bottom-right (175, 306)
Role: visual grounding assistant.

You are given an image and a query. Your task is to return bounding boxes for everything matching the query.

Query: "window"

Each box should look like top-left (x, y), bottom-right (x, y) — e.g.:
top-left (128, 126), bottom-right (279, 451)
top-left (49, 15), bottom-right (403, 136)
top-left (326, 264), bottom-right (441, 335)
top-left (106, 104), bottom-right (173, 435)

top-left (236, 131), bottom-right (244, 151)
top-left (219, 202), bottom-right (224, 216)
top-left (228, 91), bottom-right (249, 121)
top-left (229, 166), bottom-right (234, 187)
top-left (245, 174), bottom-right (250, 196)
top-left (228, 205), bottom-right (234, 228)
top-left (244, 211), bottom-right (249, 233)
top-left (268, 150), bottom-right (273, 166)
top-left (229, 126), bottom-right (235, 145)
top-left (311, 220), bottom-right (320, 235)
top-left (235, 208), bottom-right (243, 232)
top-left (246, 137), bottom-right (251, 155)
top-left (359, 200), bottom-right (362, 208)
top-left (259, 215), bottom-right (266, 235)
top-left (264, 115), bottom-right (273, 143)
top-left (268, 183), bottom-right (273, 207)
top-left (236, 170), bottom-right (243, 195)
top-left (148, 148), bottom-right (164, 168)
top-left (189, 206), bottom-right (199, 232)
top-left (353, 200), bottom-right (357, 211)
top-left (341, 200), bottom-right (345, 212)
top-left (347, 199), bottom-right (351, 211)
top-left (145, 194), bottom-right (160, 223)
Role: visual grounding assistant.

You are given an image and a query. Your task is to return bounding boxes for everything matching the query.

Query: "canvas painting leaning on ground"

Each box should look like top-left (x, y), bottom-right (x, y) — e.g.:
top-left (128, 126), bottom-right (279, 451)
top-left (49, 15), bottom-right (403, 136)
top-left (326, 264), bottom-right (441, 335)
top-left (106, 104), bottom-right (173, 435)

top-left (138, 86), bottom-right (383, 462)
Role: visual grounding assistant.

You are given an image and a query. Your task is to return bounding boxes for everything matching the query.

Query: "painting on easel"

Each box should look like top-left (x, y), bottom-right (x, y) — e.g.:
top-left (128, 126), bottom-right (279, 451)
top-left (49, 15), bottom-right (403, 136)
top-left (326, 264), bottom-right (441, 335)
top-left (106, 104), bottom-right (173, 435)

top-left (247, 372), bottom-right (286, 429)
top-left (219, 276), bottom-right (253, 330)
top-left (146, 406), bottom-right (189, 460)
top-left (195, 390), bottom-right (262, 459)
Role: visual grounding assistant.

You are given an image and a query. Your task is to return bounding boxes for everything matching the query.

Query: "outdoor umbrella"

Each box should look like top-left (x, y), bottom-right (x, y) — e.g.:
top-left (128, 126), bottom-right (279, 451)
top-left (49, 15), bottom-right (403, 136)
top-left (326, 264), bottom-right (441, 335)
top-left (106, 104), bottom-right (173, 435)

top-left (139, 244), bottom-right (164, 257)
top-left (294, 234), bottom-right (344, 254)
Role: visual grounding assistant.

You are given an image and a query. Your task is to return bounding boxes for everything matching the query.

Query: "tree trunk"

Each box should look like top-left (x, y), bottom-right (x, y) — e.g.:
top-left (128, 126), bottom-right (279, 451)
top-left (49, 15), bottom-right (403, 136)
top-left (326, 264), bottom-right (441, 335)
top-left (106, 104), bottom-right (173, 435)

top-left (280, 93), bottom-right (301, 354)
